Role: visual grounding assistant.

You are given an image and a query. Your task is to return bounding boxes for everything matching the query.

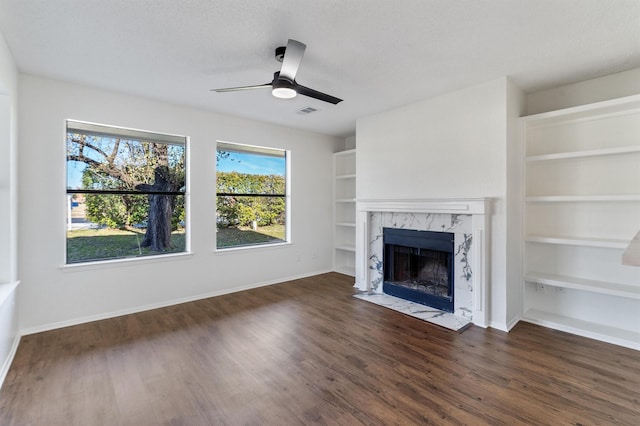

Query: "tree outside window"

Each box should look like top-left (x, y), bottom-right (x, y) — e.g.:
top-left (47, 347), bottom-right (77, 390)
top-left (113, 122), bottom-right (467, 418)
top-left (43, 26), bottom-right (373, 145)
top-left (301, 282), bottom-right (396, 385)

top-left (66, 120), bottom-right (187, 264)
top-left (216, 141), bottom-right (288, 249)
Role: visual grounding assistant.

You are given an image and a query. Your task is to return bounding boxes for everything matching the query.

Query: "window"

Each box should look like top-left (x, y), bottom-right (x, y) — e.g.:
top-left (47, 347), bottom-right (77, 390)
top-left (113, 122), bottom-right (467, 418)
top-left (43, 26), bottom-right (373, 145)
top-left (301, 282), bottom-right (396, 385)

top-left (66, 120), bottom-right (187, 264)
top-left (216, 141), bottom-right (288, 249)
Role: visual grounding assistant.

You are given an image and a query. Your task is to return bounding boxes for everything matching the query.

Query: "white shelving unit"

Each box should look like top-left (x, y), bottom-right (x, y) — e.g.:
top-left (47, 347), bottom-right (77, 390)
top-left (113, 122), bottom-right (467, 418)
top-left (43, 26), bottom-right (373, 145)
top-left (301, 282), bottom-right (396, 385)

top-left (333, 149), bottom-right (356, 277)
top-left (525, 235), bottom-right (629, 249)
top-left (520, 94), bottom-right (640, 350)
top-left (524, 272), bottom-right (640, 300)
top-left (526, 195), bottom-right (640, 202)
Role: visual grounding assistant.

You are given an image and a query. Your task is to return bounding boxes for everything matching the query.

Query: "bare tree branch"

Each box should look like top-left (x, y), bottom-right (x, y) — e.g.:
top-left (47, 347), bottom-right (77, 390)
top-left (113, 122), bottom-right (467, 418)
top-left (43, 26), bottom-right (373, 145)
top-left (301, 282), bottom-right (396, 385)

top-left (69, 136), bottom-right (111, 161)
top-left (108, 138), bottom-right (121, 164)
top-left (66, 154), bottom-right (137, 187)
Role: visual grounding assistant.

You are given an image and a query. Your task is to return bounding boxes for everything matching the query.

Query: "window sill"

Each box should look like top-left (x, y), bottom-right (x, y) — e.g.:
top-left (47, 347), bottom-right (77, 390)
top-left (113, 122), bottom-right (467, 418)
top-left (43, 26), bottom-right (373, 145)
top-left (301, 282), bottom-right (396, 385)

top-left (0, 281), bottom-right (20, 307)
top-left (215, 241), bottom-right (291, 255)
top-left (61, 251), bottom-right (193, 272)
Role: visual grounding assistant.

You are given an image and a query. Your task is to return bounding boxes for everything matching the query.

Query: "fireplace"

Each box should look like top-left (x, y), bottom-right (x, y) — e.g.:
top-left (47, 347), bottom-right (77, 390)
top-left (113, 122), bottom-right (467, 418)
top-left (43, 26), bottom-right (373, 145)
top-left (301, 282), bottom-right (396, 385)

top-left (383, 228), bottom-right (454, 312)
top-left (355, 198), bottom-right (490, 327)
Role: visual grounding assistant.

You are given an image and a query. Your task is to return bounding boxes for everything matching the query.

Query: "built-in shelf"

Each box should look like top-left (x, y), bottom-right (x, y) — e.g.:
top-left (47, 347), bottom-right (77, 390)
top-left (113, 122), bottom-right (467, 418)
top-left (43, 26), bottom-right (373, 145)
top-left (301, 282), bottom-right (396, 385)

top-left (525, 235), bottom-right (629, 249)
top-left (526, 194), bottom-right (640, 202)
top-left (334, 266), bottom-right (355, 276)
top-left (335, 222), bottom-right (356, 227)
top-left (523, 309), bottom-right (640, 350)
top-left (525, 272), bottom-right (640, 299)
top-left (622, 231), bottom-right (640, 266)
top-left (333, 149), bottom-right (356, 277)
top-left (526, 146), bottom-right (640, 162)
top-left (521, 94), bottom-right (640, 349)
top-left (525, 99), bottom-right (640, 127)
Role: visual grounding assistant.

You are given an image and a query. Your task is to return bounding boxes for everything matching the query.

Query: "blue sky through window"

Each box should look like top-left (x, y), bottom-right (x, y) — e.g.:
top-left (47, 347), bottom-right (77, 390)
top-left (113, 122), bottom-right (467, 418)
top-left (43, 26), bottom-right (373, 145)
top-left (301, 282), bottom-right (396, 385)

top-left (217, 151), bottom-right (285, 176)
top-left (66, 137), bottom-right (185, 189)
top-left (67, 161), bottom-right (87, 189)
top-left (69, 147), bottom-right (285, 188)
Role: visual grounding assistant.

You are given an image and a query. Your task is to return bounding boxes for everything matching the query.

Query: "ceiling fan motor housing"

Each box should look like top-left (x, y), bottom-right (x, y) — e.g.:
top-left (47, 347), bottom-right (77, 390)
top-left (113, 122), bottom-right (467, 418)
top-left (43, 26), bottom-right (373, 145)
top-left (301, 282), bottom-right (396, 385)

top-left (271, 71), bottom-right (297, 99)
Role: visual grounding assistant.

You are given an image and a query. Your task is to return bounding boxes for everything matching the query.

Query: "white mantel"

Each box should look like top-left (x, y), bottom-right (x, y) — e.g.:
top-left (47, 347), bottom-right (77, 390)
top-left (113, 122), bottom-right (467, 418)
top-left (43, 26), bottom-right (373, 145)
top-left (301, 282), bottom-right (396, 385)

top-left (355, 198), bottom-right (491, 328)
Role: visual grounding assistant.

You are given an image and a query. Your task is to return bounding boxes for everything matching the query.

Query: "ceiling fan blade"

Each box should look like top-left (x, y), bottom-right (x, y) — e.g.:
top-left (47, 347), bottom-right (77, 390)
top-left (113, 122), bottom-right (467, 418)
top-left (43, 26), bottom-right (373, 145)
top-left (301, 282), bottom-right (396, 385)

top-left (211, 83), bottom-right (272, 92)
top-left (279, 39), bottom-right (306, 82)
top-left (296, 85), bottom-right (343, 104)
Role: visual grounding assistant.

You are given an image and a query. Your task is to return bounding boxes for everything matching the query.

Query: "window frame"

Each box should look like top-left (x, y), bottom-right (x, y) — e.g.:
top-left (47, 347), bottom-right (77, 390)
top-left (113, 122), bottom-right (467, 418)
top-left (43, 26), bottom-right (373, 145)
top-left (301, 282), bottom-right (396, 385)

top-left (65, 119), bottom-right (189, 265)
top-left (215, 140), bottom-right (291, 251)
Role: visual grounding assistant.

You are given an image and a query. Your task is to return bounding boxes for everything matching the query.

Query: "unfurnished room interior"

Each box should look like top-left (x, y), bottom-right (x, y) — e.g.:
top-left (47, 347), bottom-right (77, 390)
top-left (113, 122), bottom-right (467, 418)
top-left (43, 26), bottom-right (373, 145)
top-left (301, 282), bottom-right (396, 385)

top-left (0, 1), bottom-right (639, 425)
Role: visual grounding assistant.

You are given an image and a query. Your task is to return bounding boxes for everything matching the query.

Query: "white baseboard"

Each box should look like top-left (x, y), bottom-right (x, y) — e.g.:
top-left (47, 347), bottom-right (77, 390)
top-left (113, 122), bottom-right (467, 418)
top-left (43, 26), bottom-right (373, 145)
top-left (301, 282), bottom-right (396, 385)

top-left (489, 321), bottom-right (508, 332)
top-left (505, 314), bottom-right (522, 331)
top-left (20, 269), bottom-right (333, 336)
top-left (521, 311), bottom-right (640, 351)
top-left (488, 312), bottom-right (522, 332)
top-left (0, 334), bottom-right (21, 389)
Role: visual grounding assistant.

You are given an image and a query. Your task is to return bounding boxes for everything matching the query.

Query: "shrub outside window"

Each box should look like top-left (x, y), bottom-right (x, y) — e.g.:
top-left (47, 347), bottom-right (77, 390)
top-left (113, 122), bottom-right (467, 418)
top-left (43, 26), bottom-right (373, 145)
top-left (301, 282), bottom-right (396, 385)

top-left (66, 120), bottom-right (187, 264)
top-left (216, 141), bottom-right (288, 249)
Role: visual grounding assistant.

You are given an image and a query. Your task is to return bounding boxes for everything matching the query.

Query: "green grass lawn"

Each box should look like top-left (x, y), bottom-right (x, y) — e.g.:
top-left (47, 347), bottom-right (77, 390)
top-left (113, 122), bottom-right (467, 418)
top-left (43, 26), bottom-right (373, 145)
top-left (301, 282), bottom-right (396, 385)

top-left (216, 224), bottom-right (285, 248)
top-left (66, 228), bottom-right (186, 263)
top-left (67, 224), bottom-right (285, 263)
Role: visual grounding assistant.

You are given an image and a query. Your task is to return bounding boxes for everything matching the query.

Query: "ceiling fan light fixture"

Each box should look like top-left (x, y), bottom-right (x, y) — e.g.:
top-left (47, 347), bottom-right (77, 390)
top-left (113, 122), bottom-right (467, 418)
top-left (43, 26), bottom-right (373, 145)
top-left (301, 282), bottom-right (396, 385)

top-left (272, 86), bottom-right (297, 99)
top-left (272, 75), bottom-right (297, 99)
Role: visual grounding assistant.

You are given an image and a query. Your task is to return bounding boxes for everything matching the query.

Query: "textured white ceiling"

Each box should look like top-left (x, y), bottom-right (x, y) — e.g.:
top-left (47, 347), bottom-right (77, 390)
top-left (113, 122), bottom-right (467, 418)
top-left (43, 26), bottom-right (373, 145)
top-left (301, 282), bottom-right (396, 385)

top-left (1, 0), bottom-right (639, 137)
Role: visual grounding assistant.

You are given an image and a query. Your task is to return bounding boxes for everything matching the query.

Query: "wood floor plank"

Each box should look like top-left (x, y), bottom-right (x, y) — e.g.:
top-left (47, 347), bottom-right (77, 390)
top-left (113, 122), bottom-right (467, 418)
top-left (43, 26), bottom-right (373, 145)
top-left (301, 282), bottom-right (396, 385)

top-left (0, 272), bottom-right (639, 425)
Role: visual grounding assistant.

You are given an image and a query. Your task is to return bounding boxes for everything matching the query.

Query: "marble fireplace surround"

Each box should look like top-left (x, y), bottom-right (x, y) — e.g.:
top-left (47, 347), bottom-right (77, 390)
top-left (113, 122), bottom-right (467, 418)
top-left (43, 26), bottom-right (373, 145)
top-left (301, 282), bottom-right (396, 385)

top-left (355, 199), bottom-right (491, 328)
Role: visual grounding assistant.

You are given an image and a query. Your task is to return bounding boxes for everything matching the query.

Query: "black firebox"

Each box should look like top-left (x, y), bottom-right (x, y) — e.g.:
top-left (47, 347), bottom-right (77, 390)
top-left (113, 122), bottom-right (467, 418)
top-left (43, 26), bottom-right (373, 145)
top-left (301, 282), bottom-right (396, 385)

top-left (383, 228), bottom-right (455, 312)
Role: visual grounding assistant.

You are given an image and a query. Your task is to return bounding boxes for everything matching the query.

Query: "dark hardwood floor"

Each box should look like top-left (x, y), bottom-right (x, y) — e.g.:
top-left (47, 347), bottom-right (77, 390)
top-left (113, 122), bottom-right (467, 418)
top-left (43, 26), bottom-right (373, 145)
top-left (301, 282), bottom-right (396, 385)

top-left (1, 272), bottom-right (638, 425)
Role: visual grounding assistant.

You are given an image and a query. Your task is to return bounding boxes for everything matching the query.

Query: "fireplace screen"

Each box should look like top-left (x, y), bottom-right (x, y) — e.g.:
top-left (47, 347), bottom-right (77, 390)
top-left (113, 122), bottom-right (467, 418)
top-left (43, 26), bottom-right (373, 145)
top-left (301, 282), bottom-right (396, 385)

top-left (383, 228), bottom-right (454, 312)
top-left (389, 246), bottom-right (450, 296)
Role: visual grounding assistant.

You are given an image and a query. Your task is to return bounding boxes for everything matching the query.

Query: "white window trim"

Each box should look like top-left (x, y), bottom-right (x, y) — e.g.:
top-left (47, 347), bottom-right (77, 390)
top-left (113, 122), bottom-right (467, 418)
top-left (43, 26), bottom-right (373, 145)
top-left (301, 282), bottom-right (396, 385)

top-left (65, 119), bottom-right (190, 266)
top-left (215, 140), bottom-right (291, 250)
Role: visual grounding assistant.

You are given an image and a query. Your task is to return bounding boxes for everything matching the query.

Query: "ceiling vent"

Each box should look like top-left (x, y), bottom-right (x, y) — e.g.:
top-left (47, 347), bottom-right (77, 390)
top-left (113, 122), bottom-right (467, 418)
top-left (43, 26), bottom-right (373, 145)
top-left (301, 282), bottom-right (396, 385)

top-left (297, 106), bottom-right (318, 115)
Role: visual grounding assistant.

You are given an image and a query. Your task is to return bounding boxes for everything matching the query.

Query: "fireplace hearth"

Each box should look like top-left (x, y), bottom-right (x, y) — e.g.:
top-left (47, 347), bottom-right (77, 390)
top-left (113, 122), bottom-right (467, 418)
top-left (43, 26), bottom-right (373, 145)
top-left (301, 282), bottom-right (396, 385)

top-left (383, 228), bottom-right (454, 312)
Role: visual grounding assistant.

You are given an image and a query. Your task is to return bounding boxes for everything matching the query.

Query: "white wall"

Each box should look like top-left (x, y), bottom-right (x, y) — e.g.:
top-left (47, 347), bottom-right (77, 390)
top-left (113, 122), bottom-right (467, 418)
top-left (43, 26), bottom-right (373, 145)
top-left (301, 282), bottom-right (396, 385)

top-left (526, 68), bottom-right (640, 115)
top-left (344, 135), bottom-right (356, 150)
top-left (0, 30), bottom-right (20, 386)
top-left (0, 95), bottom-right (11, 283)
top-left (505, 79), bottom-right (525, 327)
top-left (18, 74), bottom-right (340, 332)
top-left (0, 34), bottom-right (18, 286)
top-left (356, 77), bottom-right (518, 330)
